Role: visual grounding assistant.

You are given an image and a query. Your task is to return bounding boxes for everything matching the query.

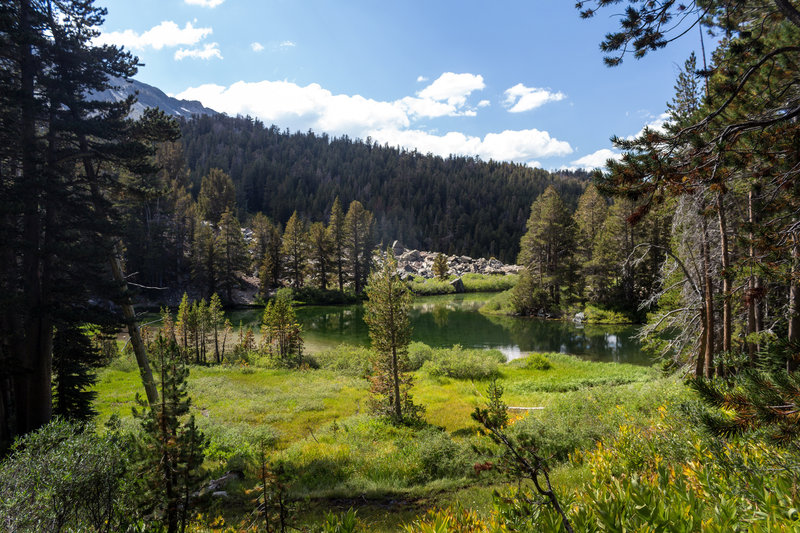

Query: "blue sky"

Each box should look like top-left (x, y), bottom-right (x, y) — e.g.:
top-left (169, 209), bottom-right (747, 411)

top-left (96, 0), bottom-right (704, 170)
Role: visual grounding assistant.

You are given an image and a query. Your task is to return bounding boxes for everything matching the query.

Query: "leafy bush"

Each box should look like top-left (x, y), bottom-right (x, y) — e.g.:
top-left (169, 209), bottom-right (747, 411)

top-left (0, 419), bottom-right (135, 532)
top-left (479, 289), bottom-right (514, 315)
top-left (411, 428), bottom-right (474, 483)
top-left (583, 304), bottom-right (634, 324)
top-left (461, 273), bottom-right (518, 292)
top-left (408, 341), bottom-right (434, 370)
top-left (310, 344), bottom-right (373, 377)
top-left (521, 352), bottom-right (552, 370)
top-left (291, 287), bottom-right (360, 305)
top-left (420, 345), bottom-right (505, 380)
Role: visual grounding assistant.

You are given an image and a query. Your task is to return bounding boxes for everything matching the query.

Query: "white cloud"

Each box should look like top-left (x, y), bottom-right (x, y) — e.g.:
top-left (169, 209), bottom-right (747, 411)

top-left (250, 42), bottom-right (264, 52)
top-left (418, 72), bottom-right (485, 107)
top-left (176, 76), bottom-right (572, 165)
top-left (367, 127), bottom-right (570, 163)
top-left (503, 83), bottom-right (565, 113)
top-left (95, 21), bottom-right (212, 50)
top-left (175, 42), bottom-right (222, 60)
top-left (627, 112), bottom-right (669, 140)
top-left (185, 0), bottom-right (225, 7)
top-left (177, 81), bottom-right (409, 136)
top-left (477, 99), bottom-right (491, 108)
top-left (397, 72), bottom-right (487, 118)
top-left (416, 75), bottom-right (428, 82)
top-left (279, 40), bottom-right (296, 49)
top-left (570, 148), bottom-right (622, 170)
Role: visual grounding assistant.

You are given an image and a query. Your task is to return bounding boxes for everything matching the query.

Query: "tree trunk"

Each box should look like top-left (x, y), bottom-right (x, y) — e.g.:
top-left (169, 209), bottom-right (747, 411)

top-left (701, 216), bottom-right (715, 378)
top-left (789, 232), bottom-right (800, 371)
top-left (747, 190), bottom-right (758, 362)
top-left (716, 191), bottom-right (732, 354)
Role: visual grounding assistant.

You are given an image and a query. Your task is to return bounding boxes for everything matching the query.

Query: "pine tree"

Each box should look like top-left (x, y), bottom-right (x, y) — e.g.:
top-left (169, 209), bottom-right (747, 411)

top-left (0, 0), bottom-right (178, 444)
top-left (363, 250), bottom-right (423, 423)
top-left (192, 221), bottom-right (218, 299)
top-left (175, 293), bottom-right (191, 359)
top-left (52, 325), bottom-right (102, 422)
top-left (208, 293), bottom-right (224, 364)
top-left (433, 253), bottom-right (449, 281)
top-left (328, 197), bottom-right (346, 291)
top-left (261, 291), bottom-right (303, 368)
top-left (134, 335), bottom-right (206, 533)
top-left (197, 168), bottom-right (236, 225)
top-left (216, 209), bottom-right (247, 303)
top-left (281, 211), bottom-right (308, 289)
top-left (517, 186), bottom-right (576, 312)
top-left (344, 201), bottom-right (375, 294)
top-left (307, 221), bottom-right (332, 290)
top-left (573, 184), bottom-right (608, 301)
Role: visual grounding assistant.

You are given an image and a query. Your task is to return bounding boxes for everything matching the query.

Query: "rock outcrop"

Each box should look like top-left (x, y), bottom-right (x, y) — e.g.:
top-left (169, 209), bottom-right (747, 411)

top-left (391, 241), bottom-right (521, 280)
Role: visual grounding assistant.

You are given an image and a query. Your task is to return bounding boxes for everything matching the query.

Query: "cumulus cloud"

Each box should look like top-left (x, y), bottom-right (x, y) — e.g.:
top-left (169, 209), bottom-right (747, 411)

top-left (176, 75), bottom-right (572, 165)
top-left (185, 0), bottom-right (225, 6)
top-left (367, 127), bottom-right (571, 163)
top-left (626, 112), bottom-right (670, 140)
top-left (397, 72), bottom-right (487, 118)
top-left (174, 42), bottom-right (222, 60)
top-left (95, 21), bottom-right (212, 50)
top-left (279, 40), bottom-right (296, 49)
top-left (250, 42), bottom-right (264, 52)
top-left (418, 72), bottom-right (485, 107)
top-left (176, 81), bottom-right (409, 136)
top-left (503, 83), bottom-right (565, 113)
top-left (477, 99), bottom-right (491, 108)
top-left (570, 148), bottom-right (622, 170)
top-left (416, 75), bottom-right (428, 82)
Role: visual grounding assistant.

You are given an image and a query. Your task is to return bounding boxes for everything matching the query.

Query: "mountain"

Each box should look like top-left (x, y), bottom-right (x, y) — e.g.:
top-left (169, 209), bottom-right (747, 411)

top-left (91, 77), bottom-right (218, 119)
top-left (178, 114), bottom-right (592, 263)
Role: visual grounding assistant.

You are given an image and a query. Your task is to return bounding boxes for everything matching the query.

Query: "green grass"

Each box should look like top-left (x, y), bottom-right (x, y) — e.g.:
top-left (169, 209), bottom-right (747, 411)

top-left (408, 274), bottom-right (517, 296)
top-left (92, 344), bottom-right (668, 530)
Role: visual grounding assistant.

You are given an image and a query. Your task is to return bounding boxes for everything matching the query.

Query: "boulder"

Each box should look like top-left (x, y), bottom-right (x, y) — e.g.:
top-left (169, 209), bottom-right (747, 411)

top-left (450, 277), bottom-right (466, 293)
top-left (391, 240), bottom-right (405, 256)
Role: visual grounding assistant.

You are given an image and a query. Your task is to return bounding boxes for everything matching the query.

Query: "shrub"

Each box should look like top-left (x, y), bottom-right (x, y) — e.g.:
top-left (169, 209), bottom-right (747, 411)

top-left (0, 418), bottom-right (135, 532)
top-left (420, 345), bottom-right (505, 380)
top-left (522, 352), bottom-right (552, 370)
top-left (461, 273), bottom-right (518, 292)
top-left (310, 344), bottom-right (373, 377)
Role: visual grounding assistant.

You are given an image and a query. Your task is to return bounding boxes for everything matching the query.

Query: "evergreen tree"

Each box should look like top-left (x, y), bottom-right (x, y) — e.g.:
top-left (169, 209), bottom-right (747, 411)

top-left (0, 0), bottom-right (178, 444)
top-left (192, 221), bottom-right (218, 299)
top-left (52, 324), bottom-right (103, 422)
top-left (175, 293), bottom-right (191, 358)
top-left (433, 253), bottom-right (449, 281)
top-left (216, 209), bottom-right (247, 303)
top-left (517, 186), bottom-right (576, 312)
top-left (261, 291), bottom-right (303, 368)
top-left (134, 335), bottom-right (206, 533)
top-left (573, 184), bottom-right (608, 301)
top-left (281, 211), bottom-right (308, 289)
top-left (344, 201), bottom-right (375, 294)
top-left (208, 293), bottom-right (224, 364)
top-left (328, 197), bottom-right (346, 291)
top-left (307, 221), bottom-right (332, 290)
top-left (197, 168), bottom-right (236, 225)
top-left (363, 251), bottom-right (423, 423)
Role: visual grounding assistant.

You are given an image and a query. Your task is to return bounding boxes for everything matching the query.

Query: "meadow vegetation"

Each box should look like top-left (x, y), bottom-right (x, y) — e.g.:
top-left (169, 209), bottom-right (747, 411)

top-left (83, 341), bottom-right (676, 530)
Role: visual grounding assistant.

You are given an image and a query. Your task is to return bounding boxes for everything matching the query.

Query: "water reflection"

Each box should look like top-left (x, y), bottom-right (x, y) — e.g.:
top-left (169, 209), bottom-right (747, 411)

top-left (229, 293), bottom-right (649, 365)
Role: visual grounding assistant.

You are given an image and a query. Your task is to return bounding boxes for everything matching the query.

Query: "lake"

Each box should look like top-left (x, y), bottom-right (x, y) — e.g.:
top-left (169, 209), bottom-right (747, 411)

top-left (229, 292), bottom-right (650, 365)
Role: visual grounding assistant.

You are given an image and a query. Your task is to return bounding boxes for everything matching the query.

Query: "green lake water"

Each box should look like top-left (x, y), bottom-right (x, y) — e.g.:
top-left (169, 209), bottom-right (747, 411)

top-left (228, 293), bottom-right (649, 365)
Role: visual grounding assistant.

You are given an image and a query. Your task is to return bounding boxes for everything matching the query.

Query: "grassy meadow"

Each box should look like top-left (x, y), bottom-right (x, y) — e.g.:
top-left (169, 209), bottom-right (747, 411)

top-left (94, 343), bottom-right (677, 530)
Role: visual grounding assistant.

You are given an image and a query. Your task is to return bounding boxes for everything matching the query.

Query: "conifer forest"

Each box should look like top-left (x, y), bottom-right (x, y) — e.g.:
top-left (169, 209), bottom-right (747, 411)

top-left (2, 0), bottom-right (800, 531)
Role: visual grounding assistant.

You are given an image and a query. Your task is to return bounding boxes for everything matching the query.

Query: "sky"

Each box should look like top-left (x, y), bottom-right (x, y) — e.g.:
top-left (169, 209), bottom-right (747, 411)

top-left (95, 0), bottom-right (706, 171)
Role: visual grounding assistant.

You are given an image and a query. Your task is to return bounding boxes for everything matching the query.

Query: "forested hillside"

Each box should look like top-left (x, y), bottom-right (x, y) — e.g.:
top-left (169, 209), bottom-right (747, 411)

top-left (178, 114), bottom-right (590, 262)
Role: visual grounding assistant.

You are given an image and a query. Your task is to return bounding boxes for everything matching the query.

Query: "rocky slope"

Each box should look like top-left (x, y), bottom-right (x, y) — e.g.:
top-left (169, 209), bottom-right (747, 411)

top-left (391, 241), bottom-right (521, 280)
